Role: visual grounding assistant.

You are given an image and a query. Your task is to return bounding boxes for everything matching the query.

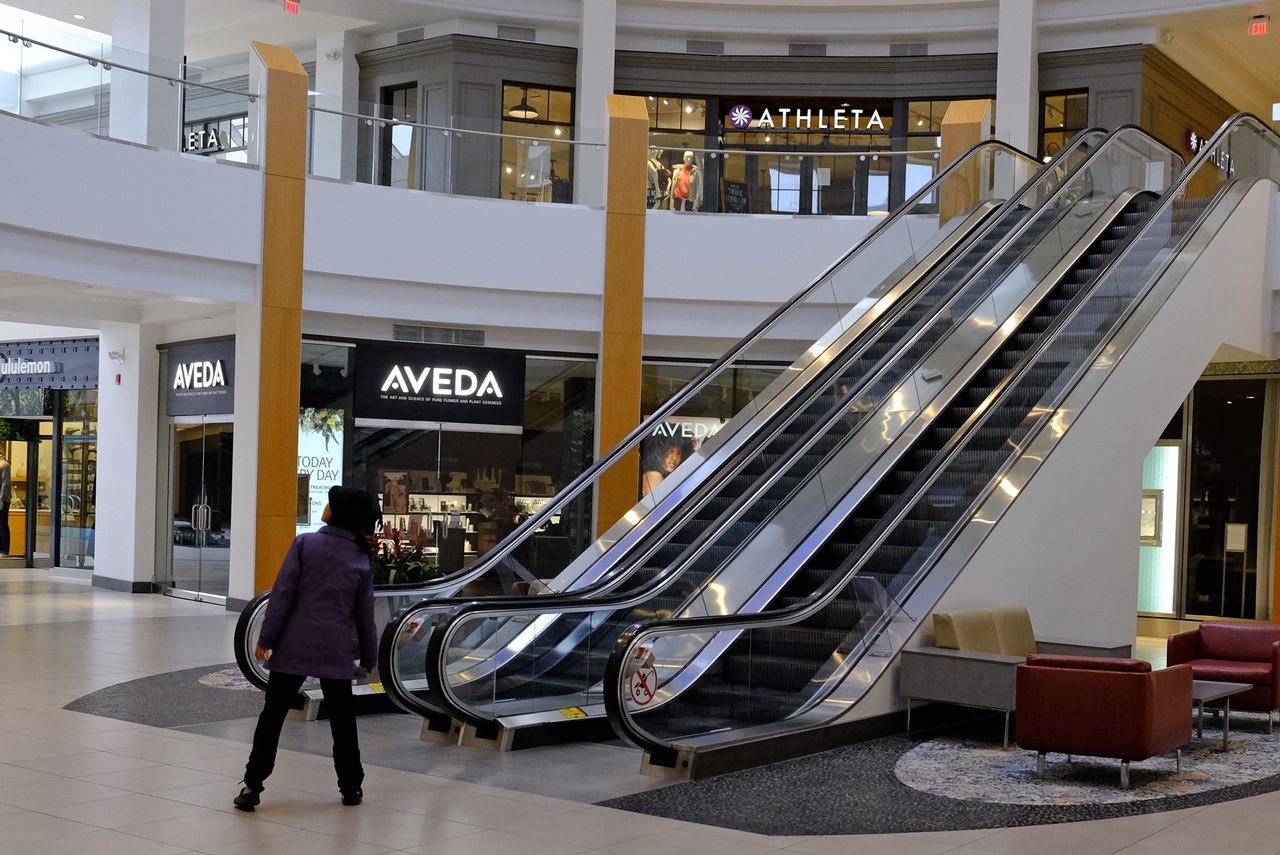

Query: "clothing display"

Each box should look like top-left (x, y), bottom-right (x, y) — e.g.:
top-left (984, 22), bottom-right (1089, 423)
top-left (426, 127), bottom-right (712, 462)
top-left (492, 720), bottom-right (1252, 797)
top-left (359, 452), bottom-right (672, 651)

top-left (0, 459), bottom-right (9, 557)
top-left (647, 154), bottom-right (671, 209)
top-left (670, 152), bottom-right (703, 212)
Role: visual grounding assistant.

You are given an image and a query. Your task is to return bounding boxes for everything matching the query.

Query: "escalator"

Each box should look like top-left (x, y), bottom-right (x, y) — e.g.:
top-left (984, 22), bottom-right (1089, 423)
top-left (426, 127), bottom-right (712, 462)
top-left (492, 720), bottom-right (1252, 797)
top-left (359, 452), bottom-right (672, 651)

top-left (602, 113), bottom-right (1280, 778)
top-left (368, 140), bottom-right (1056, 727)
top-left (407, 127), bottom-right (1173, 744)
top-left (236, 138), bottom-right (1043, 702)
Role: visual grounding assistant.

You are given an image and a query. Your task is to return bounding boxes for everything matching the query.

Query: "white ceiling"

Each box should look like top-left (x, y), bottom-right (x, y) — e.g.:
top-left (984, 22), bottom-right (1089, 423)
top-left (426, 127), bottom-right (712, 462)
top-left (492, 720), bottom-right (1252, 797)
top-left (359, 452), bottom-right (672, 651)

top-left (4, 0), bottom-right (1277, 118)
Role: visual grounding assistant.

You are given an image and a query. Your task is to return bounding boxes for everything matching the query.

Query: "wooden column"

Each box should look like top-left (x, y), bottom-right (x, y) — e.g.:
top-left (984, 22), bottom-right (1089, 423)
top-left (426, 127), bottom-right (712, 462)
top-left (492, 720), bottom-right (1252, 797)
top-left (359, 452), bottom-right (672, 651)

top-left (251, 42), bottom-right (308, 593)
top-left (939, 99), bottom-right (994, 224)
top-left (595, 95), bottom-right (649, 536)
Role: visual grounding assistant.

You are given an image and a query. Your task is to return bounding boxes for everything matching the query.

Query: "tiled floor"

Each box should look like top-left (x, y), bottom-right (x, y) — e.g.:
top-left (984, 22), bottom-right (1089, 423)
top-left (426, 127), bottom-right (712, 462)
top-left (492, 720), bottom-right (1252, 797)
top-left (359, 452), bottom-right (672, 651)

top-left (0, 570), bottom-right (1276, 854)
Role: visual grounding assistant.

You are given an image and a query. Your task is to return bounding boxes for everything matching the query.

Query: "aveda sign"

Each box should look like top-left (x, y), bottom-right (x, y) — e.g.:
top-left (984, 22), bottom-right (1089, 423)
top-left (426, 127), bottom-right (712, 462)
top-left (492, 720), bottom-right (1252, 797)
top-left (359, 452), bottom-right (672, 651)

top-left (381, 366), bottom-right (504, 399)
top-left (173, 359), bottom-right (226, 390)
top-left (355, 342), bottom-right (525, 426)
top-left (166, 340), bottom-right (236, 416)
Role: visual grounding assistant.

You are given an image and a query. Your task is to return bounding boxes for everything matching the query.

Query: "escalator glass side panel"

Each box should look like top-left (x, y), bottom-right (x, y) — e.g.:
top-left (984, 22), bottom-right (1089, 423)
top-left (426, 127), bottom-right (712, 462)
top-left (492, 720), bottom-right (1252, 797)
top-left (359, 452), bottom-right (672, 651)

top-left (621, 194), bottom-right (1160, 743)
top-left (269, 142), bottom-right (1040, 709)
top-left (427, 134), bottom-right (1156, 723)
top-left (609, 132), bottom-right (1183, 748)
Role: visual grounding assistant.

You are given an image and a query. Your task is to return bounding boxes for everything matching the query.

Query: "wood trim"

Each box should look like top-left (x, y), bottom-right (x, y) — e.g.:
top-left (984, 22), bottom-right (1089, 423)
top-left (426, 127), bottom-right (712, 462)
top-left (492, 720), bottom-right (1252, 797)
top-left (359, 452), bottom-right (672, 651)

top-left (596, 95), bottom-right (649, 536)
top-left (251, 42), bottom-right (308, 593)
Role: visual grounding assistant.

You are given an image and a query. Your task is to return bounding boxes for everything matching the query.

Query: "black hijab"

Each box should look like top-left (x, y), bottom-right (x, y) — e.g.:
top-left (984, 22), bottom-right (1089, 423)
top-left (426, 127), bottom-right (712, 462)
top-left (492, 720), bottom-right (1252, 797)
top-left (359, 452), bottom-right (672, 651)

top-left (327, 486), bottom-right (380, 556)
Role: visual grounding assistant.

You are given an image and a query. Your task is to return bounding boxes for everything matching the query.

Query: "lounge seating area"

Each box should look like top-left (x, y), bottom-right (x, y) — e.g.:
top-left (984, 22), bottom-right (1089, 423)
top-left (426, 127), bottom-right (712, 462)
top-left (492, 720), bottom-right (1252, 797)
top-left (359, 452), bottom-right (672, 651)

top-left (1167, 621), bottom-right (1280, 733)
top-left (1015, 654), bottom-right (1193, 788)
top-left (899, 606), bottom-right (1132, 747)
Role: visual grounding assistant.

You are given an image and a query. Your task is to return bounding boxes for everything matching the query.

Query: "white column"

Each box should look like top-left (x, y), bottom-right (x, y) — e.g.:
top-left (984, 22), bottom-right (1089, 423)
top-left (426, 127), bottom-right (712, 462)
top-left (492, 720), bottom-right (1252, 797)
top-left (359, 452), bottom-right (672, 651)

top-left (92, 322), bottom-right (160, 591)
top-left (227, 302), bottom-right (261, 607)
top-left (312, 31), bottom-right (363, 180)
top-left (574, 0), bottom-right (617, 206)
top-left (995, 0), bottom-right (1039, 155)
top-left (109, 0), bottom-right (185, 149)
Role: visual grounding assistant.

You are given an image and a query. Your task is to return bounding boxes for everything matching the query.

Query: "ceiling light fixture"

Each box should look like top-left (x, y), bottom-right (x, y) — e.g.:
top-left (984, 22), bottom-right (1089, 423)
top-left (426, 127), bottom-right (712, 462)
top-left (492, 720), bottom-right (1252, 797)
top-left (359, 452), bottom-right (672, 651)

top-left (72, 13), bottom-right (85, 20)
top-left (685, 104), bottom-right (693, 113)
top-left (553, 127), bottom-right (562, 136)
top-left (507, 86), bottom-right (538, 120)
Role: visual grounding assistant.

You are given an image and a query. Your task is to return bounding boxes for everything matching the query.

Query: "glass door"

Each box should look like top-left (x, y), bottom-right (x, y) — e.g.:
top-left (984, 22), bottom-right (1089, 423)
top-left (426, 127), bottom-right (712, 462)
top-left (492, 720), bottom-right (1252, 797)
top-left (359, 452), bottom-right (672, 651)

top-left (167, 417), bottom-right (233, 602)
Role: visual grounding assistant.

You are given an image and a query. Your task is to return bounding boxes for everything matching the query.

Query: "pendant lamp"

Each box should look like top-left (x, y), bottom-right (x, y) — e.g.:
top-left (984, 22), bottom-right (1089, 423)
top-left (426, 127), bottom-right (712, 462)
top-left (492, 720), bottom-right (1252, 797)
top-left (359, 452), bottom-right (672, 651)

top-left (508, 86), bottom-right (539, 120)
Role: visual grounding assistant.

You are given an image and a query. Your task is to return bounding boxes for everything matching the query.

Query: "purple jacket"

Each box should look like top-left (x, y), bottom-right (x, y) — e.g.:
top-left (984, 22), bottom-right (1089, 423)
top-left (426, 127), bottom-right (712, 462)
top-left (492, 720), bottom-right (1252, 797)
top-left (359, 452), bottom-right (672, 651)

top-left (258, 526), bottom-right (377, 681)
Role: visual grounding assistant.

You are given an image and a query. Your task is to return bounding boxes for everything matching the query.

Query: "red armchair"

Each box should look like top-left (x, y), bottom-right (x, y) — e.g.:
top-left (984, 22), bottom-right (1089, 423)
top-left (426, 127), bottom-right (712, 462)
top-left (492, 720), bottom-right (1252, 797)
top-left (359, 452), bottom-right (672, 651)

top-left (1167, 622), bottom-right (1280, 732)
top-left (1016, 655), bottom-right (1192, 788)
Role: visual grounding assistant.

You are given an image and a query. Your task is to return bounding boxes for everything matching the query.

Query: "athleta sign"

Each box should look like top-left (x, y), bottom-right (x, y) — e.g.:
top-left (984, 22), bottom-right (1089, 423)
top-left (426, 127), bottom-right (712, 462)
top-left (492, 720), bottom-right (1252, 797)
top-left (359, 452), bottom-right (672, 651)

top-left (727, 103), bottom-right (886, 131)
top-left (355, 342), bottom-right (525, 426)
top-left (166, 339), bottom-right (236, 416)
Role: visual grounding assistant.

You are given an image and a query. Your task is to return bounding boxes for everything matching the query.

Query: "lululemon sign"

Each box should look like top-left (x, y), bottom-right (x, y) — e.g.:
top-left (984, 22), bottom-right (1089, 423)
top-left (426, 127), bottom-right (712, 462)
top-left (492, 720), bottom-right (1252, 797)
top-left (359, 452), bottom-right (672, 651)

top-left (354, 342), bottom-right (525, 426)
top-left (166, 339), bottom-right (236, 416)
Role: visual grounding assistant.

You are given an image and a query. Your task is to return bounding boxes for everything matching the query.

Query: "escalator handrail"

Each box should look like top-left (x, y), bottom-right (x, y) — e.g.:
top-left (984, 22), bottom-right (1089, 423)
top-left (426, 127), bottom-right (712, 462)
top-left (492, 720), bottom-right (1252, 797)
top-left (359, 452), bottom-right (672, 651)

top-left (373, 139), bottom-right (1055, 716)
top-left (396, 131), bottom-right (1102, 634)
top-left (603, 142), bottom-right (1189, 755)
top-left (232, 591), bottom-right (273, 691)
top-left (414, 130), bottom-right (1147, 724)
top-left (375, 139), bottom-right (1043, 601)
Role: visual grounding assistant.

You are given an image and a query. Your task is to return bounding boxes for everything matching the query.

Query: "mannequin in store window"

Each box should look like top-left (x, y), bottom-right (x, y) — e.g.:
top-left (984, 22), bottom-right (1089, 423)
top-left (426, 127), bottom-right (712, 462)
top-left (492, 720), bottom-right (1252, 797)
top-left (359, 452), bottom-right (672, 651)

top-left (0, 453), bottom-right (9, 557)
top-left (670, 150), bottom-right (702, 212)
top-left (646, 147), bottom-right (671, 209)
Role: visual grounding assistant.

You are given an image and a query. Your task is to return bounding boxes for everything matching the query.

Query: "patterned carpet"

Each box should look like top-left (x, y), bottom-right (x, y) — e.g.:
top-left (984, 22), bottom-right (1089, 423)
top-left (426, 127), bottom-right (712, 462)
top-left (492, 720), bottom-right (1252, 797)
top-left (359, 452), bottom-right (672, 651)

top-left (599, 716), bottom-right (1280, 835)
top-left (896, 716), bottom-right (1280, 805)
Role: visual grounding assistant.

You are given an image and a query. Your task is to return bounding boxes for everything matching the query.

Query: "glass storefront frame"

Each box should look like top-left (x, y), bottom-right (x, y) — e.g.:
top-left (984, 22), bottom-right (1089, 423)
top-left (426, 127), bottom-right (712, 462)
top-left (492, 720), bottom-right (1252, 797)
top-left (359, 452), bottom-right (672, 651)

top-left (0, 388), bottom-right (98, 570)
top-left (1138, 372), bottom-right (1279, 623)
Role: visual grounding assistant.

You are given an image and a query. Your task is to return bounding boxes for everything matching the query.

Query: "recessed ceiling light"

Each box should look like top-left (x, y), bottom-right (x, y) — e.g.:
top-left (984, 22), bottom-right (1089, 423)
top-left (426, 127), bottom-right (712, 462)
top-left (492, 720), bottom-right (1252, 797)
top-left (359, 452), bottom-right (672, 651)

top-left (73, 13), bottom-right (85, 19)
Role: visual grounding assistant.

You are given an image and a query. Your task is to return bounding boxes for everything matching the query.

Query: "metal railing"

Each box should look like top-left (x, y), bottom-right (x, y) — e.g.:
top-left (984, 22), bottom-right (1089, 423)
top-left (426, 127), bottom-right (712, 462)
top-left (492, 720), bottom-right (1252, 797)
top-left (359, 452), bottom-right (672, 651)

top-left (0, 26), bottom-right (258, 159)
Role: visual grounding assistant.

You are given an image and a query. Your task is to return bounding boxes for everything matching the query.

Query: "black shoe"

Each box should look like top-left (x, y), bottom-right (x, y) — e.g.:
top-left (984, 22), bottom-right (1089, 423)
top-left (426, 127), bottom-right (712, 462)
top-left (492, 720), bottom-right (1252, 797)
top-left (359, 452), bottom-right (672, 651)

top-left (233, 784), bottom-right (262, 811)
top-left (341, 789), bottom-right (362, 806)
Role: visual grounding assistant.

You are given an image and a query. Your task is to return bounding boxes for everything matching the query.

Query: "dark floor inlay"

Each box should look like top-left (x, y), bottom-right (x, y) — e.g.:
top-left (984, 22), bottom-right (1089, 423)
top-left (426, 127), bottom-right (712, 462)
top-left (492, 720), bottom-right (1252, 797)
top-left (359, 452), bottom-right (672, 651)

top-left (598, 718), bottom-right (1280, 835)
top-left (65, 663), bottom-right (267, 727)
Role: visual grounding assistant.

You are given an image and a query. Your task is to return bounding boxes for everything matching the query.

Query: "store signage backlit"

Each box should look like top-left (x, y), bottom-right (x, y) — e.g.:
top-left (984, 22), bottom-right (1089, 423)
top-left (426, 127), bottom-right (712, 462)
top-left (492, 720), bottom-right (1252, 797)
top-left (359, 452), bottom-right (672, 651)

top-left (354, 342), bottom-right (525, 426)
top-left (0, 358), bottom-right (59, 377)
top-left (166, 339), bottom-right (236, 416)
top-left (727, 103), bottom-right (886, 131)
top-left (380, 366), bottom-right (504, 398)
top-left (0, 339), bottom-right (97, 390)
top-left (172, 359), bottom-right (226, 390)
top-left (183, 129), bottom-right (226, 154)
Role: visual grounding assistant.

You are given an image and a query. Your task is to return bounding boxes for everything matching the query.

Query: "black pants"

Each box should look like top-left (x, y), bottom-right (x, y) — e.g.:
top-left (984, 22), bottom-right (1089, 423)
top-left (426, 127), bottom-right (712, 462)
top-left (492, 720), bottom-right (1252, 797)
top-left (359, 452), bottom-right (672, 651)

top-left (0, 500), bottom-right (9, 556)
top-left (244, 670), bottom-right (363, 794)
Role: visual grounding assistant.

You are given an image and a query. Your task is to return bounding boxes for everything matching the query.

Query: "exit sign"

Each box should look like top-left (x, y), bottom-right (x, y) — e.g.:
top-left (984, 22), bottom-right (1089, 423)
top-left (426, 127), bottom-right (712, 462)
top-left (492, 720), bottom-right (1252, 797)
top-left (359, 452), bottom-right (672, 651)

top-left (1250, 15), bottom-right (1269, 35)
top-left (284, 0), bottom-right (299, 13)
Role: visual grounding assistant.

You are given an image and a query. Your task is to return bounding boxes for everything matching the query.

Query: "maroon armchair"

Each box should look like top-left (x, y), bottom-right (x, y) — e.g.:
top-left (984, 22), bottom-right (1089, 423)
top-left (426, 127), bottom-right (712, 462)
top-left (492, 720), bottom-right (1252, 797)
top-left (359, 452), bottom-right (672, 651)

top-left (1167, 621), bottom-right (1280, 732)
top-left (1016, 655), bottom-right (1192, 788)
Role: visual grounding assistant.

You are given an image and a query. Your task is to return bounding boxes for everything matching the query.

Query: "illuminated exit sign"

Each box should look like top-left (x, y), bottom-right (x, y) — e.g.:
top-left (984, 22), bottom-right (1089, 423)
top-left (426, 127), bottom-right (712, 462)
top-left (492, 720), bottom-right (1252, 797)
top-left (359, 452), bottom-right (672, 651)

top-left (284, 0), bottom-right (299, 13)
top-left (1250, 15), bottom-right (1269, 35)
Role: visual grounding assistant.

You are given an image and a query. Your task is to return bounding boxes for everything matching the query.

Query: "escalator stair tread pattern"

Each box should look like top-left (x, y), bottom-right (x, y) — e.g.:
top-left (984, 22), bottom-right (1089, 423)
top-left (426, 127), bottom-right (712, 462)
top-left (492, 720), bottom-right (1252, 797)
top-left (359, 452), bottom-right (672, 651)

top-left (631, 195), bottom-right (1157, 737)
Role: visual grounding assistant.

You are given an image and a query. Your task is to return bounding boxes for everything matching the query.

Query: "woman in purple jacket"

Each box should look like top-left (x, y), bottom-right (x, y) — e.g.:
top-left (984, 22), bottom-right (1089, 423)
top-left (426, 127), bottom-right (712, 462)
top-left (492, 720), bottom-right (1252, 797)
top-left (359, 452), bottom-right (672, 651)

top-left (234, 486), bottom-right (380, 811)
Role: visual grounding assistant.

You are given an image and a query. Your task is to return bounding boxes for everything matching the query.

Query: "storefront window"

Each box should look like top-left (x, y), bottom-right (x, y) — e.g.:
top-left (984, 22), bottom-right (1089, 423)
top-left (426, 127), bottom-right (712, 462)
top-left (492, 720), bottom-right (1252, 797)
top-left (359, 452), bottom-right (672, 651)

top-left (379, 83), bottom-right (419, 189)
top-left (1040, 90), bottom-right (1088, 161)
top-left (1184, 379), bottom-right (1267, 619)
top-left (58, 390), bottom-right (96, 569)
top-left (501, 82), bottom-right (574, 203)
top-left (340, 345), bottom-right (595, 579)
top-left (181, 113), bottom-right (249, 163)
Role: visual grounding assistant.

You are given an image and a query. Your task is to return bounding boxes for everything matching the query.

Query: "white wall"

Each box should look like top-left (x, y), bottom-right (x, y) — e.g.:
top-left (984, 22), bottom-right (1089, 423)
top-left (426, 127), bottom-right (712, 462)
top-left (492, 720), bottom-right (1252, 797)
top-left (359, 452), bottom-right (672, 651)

top-left (93, 322), bottom-right (160, 589)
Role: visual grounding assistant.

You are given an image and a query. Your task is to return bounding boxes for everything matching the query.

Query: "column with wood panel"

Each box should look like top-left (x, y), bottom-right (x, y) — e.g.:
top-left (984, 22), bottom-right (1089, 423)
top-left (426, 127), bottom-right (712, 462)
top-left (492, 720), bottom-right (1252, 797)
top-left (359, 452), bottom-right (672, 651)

top-left (594, 94), bottom-right (649, 535)
top-left (250, 42), bottom-right (308, 593)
